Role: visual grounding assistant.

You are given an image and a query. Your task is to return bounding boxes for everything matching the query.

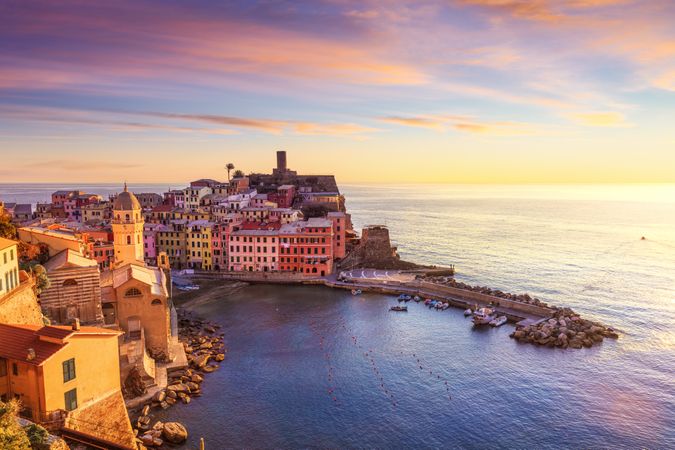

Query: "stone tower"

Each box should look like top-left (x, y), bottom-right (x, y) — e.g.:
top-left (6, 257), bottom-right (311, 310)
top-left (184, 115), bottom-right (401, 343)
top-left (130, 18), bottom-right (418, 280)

top-left (112, 183), bottom-right (145, 267)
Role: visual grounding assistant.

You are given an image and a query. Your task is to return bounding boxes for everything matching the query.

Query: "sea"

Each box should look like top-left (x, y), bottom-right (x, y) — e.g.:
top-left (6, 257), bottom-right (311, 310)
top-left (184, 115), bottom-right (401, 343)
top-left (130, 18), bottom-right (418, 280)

top-left (1, 183), bottom-right (674, 449)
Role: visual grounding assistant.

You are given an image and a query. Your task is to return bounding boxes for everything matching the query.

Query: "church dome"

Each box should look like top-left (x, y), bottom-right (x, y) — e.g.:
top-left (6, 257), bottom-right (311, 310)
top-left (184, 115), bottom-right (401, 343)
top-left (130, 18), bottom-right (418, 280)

top-left (113, 184), bottom-right (141, 211)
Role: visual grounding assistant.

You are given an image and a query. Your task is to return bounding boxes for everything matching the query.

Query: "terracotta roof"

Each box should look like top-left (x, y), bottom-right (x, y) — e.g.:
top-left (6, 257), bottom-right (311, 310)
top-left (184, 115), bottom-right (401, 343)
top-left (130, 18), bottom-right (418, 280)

top-left (44, 249), bottom-right (98, 271)
top-left (0, 237), bottom-right (17, 251)
top-left (0, 324), bottom-right (66, 365)
top-left (35, 326), bottom-right (74, 340)
top-left (151, 204), bottom-right (173, 212)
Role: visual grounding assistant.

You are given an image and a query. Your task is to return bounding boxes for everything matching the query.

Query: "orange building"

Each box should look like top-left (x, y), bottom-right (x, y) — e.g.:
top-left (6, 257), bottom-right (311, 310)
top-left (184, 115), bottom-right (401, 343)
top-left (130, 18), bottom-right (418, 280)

top-left (278, 218), bottom-right (334, 276)
top-left (0, 322), bottom-right (136, 449)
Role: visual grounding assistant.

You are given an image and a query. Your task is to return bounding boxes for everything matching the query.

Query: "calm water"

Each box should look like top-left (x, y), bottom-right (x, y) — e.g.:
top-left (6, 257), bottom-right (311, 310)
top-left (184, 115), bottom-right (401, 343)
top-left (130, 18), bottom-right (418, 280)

top-left (2, 183), bottom-right (674, 448)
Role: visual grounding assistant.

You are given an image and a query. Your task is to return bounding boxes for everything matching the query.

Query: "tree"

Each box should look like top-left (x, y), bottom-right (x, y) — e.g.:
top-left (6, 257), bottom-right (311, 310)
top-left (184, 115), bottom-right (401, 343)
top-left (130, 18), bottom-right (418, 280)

top-left (226, 163), bottom-right (235, 182)
top-left (31, 264), bottom-right (51, 295)
top-left (0, 213), bottom-right (16, 239)
top-left (23, 424), bottom-right (49, 450)
top-left (232, 169), bottom-right (245, 178)
top-left (0, 400), bottom-right (31, 450)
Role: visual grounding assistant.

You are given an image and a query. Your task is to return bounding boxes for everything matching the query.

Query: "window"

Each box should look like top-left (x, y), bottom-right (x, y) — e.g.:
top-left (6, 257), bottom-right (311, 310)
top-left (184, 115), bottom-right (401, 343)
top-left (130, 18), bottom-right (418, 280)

top-left (64, 389), bottom-right (77, 411)
top-left (151, 299), bottom-right (162, 306)
top-left (9, 249), bottom-right (14, 261)
top-left (63, 358), bottom-right (76, 382)
top-left (0, 358), bottom-right (6, 377)
top-left (125, 288), bottom-right (142, 297)
top-left (12, 363), bottom-right (18, 376)
top-left (126, 236), bottom-right (131, 245)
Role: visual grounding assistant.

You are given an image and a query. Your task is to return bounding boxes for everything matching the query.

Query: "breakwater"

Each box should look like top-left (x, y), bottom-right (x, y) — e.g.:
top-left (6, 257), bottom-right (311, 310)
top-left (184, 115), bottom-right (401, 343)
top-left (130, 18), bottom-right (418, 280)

top-left (180, 270), bottom-right (619, 350)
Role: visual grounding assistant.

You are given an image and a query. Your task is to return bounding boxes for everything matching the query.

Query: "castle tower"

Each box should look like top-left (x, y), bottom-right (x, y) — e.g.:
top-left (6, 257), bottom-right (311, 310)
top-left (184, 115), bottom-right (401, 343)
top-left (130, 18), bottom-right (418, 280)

top-left (112, 183), bottom-right (145, 267)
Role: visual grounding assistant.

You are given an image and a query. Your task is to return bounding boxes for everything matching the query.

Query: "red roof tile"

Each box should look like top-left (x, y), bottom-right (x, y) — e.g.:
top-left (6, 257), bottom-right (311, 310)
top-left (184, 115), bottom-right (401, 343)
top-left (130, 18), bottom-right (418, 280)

top-left (0, 324), bottom-right (66, 365)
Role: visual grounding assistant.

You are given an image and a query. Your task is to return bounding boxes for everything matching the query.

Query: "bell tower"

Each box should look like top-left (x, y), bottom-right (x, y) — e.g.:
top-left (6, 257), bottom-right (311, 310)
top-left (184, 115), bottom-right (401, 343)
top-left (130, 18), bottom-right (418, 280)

top-left (112, 183), bottom-right (145, 267)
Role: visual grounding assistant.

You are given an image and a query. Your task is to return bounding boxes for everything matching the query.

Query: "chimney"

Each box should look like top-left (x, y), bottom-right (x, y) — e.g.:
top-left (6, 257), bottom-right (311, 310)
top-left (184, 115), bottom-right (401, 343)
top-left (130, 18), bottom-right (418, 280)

top-left (72, 318), bottom-right (80, 331)
top-left (276, 150), bottom-right (287, 172)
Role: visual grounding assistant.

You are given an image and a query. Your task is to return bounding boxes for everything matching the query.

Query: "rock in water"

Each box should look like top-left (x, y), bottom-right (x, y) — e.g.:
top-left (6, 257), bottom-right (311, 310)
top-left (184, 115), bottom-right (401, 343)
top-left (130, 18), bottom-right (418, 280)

top-left (163, 422), bottom-right (188, 444)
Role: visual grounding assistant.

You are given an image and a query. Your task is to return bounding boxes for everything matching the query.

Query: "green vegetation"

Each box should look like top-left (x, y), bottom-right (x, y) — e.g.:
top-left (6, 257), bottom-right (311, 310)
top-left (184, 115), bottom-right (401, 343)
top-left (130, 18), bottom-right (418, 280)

top-left (226, 162), bottom-right (235, 181)
top-left (0, 213), bottom-right (17, 240)
top-left (233, 169), bottom-right (245, 178)
top-left (24, 424), bottom-right (49, 450)
top-left (31, 264), bottom-right (51, 295)
top-left (0, 400), bottom-right (31, 450)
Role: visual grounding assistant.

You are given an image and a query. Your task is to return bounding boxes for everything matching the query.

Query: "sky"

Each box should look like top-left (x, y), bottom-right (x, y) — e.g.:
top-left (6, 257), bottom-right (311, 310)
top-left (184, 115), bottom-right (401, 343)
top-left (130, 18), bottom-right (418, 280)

top-left (0, 0), bottom-right (674, 184)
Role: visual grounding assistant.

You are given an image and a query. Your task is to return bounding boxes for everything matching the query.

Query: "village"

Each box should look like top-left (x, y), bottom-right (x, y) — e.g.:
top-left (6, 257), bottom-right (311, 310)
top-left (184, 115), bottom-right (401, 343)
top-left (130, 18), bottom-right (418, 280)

top-left (0, 151), bottom-right (409, 449)
top-left (0, 151), bottom-right (618, 449)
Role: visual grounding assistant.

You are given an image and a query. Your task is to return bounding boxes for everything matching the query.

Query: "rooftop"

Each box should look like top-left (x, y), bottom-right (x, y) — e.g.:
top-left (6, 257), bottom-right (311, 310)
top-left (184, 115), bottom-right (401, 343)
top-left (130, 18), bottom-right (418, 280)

top-left (0, 323), bottom-right (120, 365)
top-left (0, 237), bottom-right (17, 251)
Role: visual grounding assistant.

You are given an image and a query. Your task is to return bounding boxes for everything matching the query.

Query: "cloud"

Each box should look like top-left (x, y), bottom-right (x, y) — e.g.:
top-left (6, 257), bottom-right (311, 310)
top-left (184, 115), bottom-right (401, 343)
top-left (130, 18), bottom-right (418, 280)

top-left (456, 0), bottom-right (631, 22)
top-left (23, 160), bottom-right (143, 171)
top-left (0, 105), bottom-right (377, 138)
top-left (380, 114), bottom-right (537, 135)
top-left (568, 111), bottom-right (629, 126)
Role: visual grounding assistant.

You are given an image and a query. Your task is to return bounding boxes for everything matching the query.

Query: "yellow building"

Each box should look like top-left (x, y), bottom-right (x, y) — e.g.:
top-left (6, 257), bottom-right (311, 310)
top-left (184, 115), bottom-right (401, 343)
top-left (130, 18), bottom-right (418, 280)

top-left (156, 223), bottom-right (189, 269)
top-left (0, 322), bottom-right (136, 449)
top-left (101, 185), bottom-right (176, 360)
top-left (186, 220), bottom-right (213, 270)
top-left (0, 237), bottom-right (20, 297)
top-left (112, 183), bottom-right (145, 267)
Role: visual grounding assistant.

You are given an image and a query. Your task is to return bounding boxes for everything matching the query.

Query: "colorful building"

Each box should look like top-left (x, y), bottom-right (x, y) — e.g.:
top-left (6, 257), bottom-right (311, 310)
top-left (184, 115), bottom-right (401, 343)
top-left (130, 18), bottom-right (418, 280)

top-left (228, 221), bottom-right (281, 272)
top-left (0, 238), bottom-right (20, 297)
top-left (0, 322), bottom-right (136, 449)
top-left (278, 218), bottom-right (333, 276)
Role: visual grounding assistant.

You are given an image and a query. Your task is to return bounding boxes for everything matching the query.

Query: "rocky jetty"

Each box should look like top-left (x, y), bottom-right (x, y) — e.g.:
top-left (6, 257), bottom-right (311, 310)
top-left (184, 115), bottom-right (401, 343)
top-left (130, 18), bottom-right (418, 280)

top-left (510, 307), bottom-right (619, 349)
top-left (421, 276), bottom-right (550, 307)
top-left (131, 309), bottom-right (225, 448)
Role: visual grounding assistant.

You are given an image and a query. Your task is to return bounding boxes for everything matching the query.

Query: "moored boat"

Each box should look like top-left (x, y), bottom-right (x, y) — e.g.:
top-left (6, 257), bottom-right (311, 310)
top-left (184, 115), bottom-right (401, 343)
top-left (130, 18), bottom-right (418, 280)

top-left (413, 296), bottom-right (421, 302)
top-left (472, 307), bottom-right (495, 325)
top-left (490, 316), bottom-right (508, 327)
top-left (351, 289), bottom-right (362, 295)
top-left (464, 308), bottom-right (473, 316)
top-left (390, 305), bottom-right (408, 312)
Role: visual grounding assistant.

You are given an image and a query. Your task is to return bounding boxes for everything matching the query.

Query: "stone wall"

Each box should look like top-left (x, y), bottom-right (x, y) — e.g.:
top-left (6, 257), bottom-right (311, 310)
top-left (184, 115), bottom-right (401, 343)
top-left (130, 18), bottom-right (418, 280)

top-left (340, 225), bottom-right (422, 270)
top-left (0, 279), bottom-right (44, 325)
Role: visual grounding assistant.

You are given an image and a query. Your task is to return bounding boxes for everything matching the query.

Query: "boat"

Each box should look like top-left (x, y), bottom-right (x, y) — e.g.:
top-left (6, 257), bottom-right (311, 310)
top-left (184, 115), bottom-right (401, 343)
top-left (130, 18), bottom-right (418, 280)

top-left (442, 302), bottom-right (450, 310)
top-left (464, 308), bottom-right (473, 316)
top-left (429, 300), bottom-right (437, 307)
top-left (490, 316), bottom-right (508, 327)
top-left (424, 299), bottom-right (432, 305)
top-left (413, 296), bottom-right (421, 302)
top-left (351, 289), bottom-right (362, 295)
top-left (472, 307), bottom-right (495, 325)
top-left (390, 305), bottom-right (408, 312)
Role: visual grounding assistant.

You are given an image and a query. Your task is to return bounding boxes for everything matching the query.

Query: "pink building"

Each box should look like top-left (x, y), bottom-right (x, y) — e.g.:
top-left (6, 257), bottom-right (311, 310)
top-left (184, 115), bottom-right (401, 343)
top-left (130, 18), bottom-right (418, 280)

top-left (327, 211), bottom-right (348, 260)
top-left (228, 221), bottom-right (281, 272)
top-left (211, 223), bottom-right (227, 271)
top-left (269, 185), bottom-right (295, 208)
top-left (143, 223), bottom-right (166, 263)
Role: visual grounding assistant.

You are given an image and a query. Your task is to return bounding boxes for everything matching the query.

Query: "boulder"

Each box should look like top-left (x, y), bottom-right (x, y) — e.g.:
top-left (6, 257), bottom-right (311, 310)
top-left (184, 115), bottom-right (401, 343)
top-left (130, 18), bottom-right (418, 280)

top-left (163, 422), bottom-right (188, 444)
top-left (153, 390), bottom-right (166, 403)
top-left (215, 353), bottom-right (225, 362)
top-left (193, 354), bottom-right (211, 368)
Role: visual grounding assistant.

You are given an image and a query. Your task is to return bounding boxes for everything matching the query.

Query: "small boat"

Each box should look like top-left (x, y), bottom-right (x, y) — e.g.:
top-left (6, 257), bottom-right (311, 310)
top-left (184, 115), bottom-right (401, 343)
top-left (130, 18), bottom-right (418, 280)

top-left (351, 289), bottom-right (362, 295)
top-left (472, 307), bottom-right (495, 325)
top-left (464, 308), bottom-right (473, 316)
top-left (390, 305), bottom-right (408, 312)
top-left (490, 316), bottom-right (508, 327)
top-left (424, 299), bottom-right (432, 305)
top-left (413, 296), bottom-right (421, 302)
top-left (442, 302), bottom-right (450, 310)
top-left (435, 302), bottom-right (443, 309)
top-left (429, 300), bottom-right (437, 307)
